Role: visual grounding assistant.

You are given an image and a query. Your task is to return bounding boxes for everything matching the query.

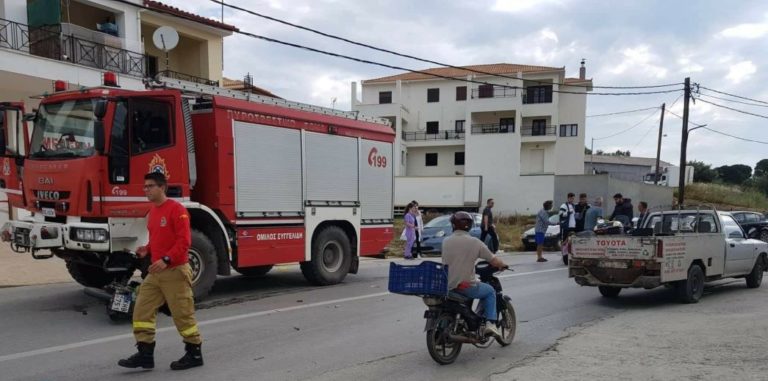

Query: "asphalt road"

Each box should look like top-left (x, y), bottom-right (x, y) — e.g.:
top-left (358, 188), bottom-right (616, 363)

top-left (0, 252), bottom-right (646, 381)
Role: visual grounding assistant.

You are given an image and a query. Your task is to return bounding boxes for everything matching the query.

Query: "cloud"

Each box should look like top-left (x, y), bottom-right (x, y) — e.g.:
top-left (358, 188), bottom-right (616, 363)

top-left (491, 0), bottom-right (566, 13)
top-left (540, 28), bottom-right (559, 43)
top-left (718, 21), bottom-right (768, 39)
top-left (726, 61), bottom-right (757, 83)
top-left (609, 45), bottom-right (668, 79)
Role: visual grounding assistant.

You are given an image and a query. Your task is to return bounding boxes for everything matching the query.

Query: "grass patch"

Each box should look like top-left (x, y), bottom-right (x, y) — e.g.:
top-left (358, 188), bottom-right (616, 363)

top-left (682, 183), bottom-right (768, 211)
top-left (384, 214), bottom-right (535, 257)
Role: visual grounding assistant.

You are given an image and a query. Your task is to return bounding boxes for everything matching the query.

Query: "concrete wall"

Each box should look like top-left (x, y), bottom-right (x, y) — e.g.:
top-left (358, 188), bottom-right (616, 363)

top-left (405, 146), bottom-right (465, 176)
top-left (554, 174), bottom-right (673, 214)
top-left (585, 162), bottom-right (650, 182)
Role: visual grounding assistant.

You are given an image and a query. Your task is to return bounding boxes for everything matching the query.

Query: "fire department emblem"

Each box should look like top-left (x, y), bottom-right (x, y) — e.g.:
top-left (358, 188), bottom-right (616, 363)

top-left (2, 158), bottom-right (10, 176)
top-left (148, 154), bottom-right (170, 179)
top-left (160, 217), bottom-right (167, 227)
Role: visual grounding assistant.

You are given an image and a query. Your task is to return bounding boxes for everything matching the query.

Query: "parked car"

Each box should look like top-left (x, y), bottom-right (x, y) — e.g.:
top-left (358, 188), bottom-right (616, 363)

top-left (728, 211), bottom-right (768, 242)
top-left (521, 214), bottom-right (561, 251)
top-left (419, 213), bottom-right (492, 254)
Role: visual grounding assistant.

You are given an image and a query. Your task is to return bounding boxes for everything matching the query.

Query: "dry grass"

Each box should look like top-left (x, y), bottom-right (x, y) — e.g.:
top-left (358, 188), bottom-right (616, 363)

top-left (682, 183), bottom-right (768, 211)
top-left (384, 214), bottom-right (535, 257)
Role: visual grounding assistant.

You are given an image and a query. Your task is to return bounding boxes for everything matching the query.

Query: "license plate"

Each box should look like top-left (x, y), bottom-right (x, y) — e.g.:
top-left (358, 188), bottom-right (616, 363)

top-left (528, 238), bottom-right (536, 243)
top-left (598, 261), bottom-right (628, 269)
top-left (423, 310), bottom-right (439, 319)
top-left (41, 208), bottom-right (56, 217)
top-left (111, 292), bottom-right (132, 313)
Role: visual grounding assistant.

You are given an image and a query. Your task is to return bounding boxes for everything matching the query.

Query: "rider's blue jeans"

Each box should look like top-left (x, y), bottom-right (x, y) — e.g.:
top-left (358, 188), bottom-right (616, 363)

top-left (457, 282), bottom-right (496, 322)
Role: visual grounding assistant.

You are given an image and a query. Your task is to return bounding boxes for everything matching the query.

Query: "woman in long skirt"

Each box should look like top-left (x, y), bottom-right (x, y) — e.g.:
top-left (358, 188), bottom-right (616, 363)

top-left (403, 203), bottom-right (417, 260)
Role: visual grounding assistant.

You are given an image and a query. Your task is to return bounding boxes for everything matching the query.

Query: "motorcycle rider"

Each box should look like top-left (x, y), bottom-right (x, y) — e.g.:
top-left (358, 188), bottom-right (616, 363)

top-left (441, 211), bottom-right (507, 338)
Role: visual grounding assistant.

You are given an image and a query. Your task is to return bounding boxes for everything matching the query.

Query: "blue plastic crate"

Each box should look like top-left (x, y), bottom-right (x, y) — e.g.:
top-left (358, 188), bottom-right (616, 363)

top-left (388, 261), bottom-right (448, 296)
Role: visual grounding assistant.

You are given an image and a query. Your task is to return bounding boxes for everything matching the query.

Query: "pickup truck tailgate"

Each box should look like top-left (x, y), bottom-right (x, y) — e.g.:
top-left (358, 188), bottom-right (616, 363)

top-left (571, 237), bottom-right (656, 260)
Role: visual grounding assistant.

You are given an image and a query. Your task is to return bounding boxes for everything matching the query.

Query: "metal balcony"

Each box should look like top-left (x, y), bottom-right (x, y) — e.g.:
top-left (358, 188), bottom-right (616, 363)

top-left (470, 123), bottom-right (515, 134)
top-left (521, 125), bottom-right (557, 136)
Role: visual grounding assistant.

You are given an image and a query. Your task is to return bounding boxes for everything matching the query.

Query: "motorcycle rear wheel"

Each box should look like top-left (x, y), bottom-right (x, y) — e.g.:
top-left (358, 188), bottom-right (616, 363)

top-left (426, 313), bottom-right (462, 365)
top-left (495, 299), bottom-right (517, 346)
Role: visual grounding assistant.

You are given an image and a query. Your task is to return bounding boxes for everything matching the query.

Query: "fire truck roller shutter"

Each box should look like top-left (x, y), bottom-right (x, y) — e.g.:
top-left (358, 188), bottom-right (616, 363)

top-left (360, 140), bottom-right (393, 220)
top-left (233, 121), bottom-right (303, 214)
top-left (305, 132), bottom-right (358, 202)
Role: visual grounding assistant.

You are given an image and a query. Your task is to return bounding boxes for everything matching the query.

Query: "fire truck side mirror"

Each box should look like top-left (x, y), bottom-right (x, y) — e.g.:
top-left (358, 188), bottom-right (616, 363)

top-left (23, 113), bottom-right (36, 122)
top-left (94, 121), bottom-right (105, 154)
top-left (94, 99), bottom-right (107, 120)
top-left (0, 128), bottom-right (5, 156)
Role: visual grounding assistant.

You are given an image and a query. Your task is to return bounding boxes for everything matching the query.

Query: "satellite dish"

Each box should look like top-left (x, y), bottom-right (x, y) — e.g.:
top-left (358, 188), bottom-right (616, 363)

top-left (152, 26), bottom-right (179, 52)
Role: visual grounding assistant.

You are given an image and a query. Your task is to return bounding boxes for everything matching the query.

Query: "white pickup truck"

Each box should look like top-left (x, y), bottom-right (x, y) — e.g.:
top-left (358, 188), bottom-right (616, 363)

top-left (569, 209), bottom-right (768, 303)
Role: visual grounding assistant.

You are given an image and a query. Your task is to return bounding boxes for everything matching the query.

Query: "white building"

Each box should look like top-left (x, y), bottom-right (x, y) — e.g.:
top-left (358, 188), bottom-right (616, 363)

top-left (0, 0), bottom-right (235, 103)
top-left (352, 62), bottom-right (592, 215)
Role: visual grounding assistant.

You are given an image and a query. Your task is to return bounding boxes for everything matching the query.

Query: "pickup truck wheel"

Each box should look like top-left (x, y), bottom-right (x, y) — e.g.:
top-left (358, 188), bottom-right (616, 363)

top-left (677, 265), bottom-right (705, 303)
top-left (598, 286), bottom-right (621, 298)
top-left (745, 255), bottom-right (765, 288)
top-left (301, 226), bottom-right (352, 286)
top-left (759, 229), bottom-right (768, 243)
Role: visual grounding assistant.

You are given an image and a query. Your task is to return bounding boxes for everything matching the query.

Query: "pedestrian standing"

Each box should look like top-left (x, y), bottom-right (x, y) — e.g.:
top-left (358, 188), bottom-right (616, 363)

top-left (610, 193), bottom-right (634, 227)
top-left (584, 197), bottom-right (604, 232)
top-left (636, 201), bottom-right (648, 228)
top-left (535, 201), bottom-right (558, 262)
top-left (480, 198), bottom-right (500, 253)
top-left (119, 172), bottom-right (203, 371)
top-left (411, 200), bottom-right (424, 258)
top-left (574, 193), bottom-right (590, 233)
top-left (403, 202), bottom-right (417, 260)
top-left (559, 193), bottom-right (576, 242)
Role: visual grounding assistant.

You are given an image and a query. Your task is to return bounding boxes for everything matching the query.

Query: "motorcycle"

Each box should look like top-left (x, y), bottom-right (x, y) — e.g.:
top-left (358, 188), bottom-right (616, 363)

top-left (421, 261), bottom-right (516, 365)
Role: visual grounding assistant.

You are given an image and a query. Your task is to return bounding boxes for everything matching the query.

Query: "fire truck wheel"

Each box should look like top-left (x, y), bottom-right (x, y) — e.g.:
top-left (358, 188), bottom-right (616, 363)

top-left (301, 226), bottom-right (352, 286)
top-left (189, 230), bottom-right (218, 300)
top-left (235, 265), bottom-right (274, 277)
top-left (65, 260), bottom-right (118, 288)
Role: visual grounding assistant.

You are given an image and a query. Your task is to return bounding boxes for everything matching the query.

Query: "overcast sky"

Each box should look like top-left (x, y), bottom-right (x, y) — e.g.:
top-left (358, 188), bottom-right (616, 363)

top-left (160, 0), bottom-right (768, 170)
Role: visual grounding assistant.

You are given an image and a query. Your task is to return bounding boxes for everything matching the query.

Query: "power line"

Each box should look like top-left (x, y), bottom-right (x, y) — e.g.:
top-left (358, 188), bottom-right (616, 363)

top-left (593, 109), bottom-right (659, 140)
top-left (664, 108), bottom-right (705, 127)
top-left (698, 86), bottom-right (768, 106)
top-left (211, 0), bottom-right (684, 91)
top-left (698, 92), bottom-right (768, 108)
top-left (695, 98), bottom-right (768, 120)
top-left (699, 126), bottom-right (768, 145)
top-left (586, 106), bottom-right (659, 118)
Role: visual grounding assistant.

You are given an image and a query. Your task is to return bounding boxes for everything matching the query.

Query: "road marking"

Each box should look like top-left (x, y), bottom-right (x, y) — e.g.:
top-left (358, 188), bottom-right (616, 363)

top-left (0, 267), bottom-right (566, 363)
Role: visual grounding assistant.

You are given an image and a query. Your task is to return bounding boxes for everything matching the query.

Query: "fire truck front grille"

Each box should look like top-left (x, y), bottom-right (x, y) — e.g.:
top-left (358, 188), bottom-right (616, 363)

top-left (586, 267), bottom-right (645, 284)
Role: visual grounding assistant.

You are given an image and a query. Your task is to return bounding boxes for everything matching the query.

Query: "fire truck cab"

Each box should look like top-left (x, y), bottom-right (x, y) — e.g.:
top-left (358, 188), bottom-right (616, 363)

top-left (0, 75), bottom-right (395, 299)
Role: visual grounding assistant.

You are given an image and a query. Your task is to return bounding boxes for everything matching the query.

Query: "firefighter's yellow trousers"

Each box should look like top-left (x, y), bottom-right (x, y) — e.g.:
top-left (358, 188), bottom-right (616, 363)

top-left (132, 263), bottom-right (202, 345)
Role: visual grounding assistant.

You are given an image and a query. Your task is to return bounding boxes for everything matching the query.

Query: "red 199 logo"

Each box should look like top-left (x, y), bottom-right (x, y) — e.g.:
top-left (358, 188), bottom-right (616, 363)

top-left (367, 147), bottom-right (387, 168)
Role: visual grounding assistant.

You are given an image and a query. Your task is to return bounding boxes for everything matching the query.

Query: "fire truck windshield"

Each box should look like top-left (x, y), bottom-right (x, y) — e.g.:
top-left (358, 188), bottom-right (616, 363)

top-left (30, 99), bottom-right (97, 159)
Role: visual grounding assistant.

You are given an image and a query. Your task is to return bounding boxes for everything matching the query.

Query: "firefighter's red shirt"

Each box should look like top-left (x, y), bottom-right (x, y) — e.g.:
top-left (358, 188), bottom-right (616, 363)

top-left (147, 199), bottom-right (191, 267)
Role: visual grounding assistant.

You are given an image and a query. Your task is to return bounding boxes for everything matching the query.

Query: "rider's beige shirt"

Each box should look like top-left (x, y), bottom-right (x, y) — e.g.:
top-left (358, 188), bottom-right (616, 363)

top-left (441, 231), bottom-right (495, 289)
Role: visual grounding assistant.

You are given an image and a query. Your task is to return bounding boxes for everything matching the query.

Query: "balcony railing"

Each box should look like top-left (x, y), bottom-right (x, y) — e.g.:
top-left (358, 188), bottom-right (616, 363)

top-left (402, 130), bottom-right (465, 141)
top-left (0, 17), bottom-right (147, 77)
top-left (522, 94), bottom-right (553, 104)
top-left (471, 86), bottom-right (518, 99)
top-left (521, 125), bottom-right (557, 136)
top-left (159, 70), bottom-right (218, 87)
top-left (471, 123), bottom-right (515, 134)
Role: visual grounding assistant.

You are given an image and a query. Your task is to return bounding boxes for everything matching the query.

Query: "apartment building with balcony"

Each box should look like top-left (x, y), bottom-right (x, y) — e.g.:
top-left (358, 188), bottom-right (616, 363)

top-left (352, 62), bottom-right (592, 214)
top-left (0, 0), bottom-right (235, 103)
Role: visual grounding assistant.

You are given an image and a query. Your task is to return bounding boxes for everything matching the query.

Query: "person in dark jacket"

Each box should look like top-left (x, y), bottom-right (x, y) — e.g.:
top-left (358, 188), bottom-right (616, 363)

top-left (574, 193), bottom-right (590, 232)
top-left (610, 193), bottom-right (634, 227)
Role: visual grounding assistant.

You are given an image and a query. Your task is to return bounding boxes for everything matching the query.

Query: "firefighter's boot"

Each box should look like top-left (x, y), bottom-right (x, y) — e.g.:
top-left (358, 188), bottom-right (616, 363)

top-left (170, 342), bottom-right (203, 370)
top-left (118, 341), bottom-right (155, 369)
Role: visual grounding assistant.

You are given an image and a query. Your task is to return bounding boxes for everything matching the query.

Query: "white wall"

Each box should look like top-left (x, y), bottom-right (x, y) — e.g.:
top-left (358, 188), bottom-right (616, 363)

top-left (405, 146), bottom-right (465, 176)
top-left (555, 85), bottom-right (587, 175)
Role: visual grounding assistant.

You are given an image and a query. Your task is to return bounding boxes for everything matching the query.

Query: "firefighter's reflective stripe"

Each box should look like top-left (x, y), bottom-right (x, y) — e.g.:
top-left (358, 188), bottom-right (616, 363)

top-left (133, 321), bottom-right (156, 330)
top-left (179, 325), bottom-right (199, 337)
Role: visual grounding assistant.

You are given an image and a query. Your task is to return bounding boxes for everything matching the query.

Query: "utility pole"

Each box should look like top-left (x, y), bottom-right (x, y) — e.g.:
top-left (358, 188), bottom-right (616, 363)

top-left (653, 103), bottom-right (665, 185)
top-left (590, 137), bottom-right (594, 174)
top-left (678, 78), bottom-right (691, 207)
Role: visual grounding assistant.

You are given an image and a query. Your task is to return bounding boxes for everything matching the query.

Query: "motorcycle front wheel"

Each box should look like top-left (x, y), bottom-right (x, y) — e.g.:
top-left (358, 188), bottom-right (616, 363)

top-left (426, 313), bottom-right (462, 365)
top-left (495, 299), bottom-right (517, 346)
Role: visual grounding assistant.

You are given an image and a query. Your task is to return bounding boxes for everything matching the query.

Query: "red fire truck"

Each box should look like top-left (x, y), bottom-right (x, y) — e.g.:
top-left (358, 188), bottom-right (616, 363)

top-left (0, 102), bottom-right (31, 216)
top-left (0, 74), bottom-right (395, 299)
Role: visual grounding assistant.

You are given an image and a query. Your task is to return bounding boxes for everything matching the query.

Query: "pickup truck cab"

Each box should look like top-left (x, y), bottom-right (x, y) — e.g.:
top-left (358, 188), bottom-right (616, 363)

top-left (569, 209), bottom-right (768, 303)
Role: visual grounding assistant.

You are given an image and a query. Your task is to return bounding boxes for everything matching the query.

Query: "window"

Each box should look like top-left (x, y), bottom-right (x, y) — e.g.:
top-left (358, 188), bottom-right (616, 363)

top-left (425, 153), bottom-right (438, 166)
top-left (454, 152), bottom-right (465, 165)
top-left (146, 56), bottom-right (158, 77)
top-left (427, 88), bottom-right (440, 103)
top-left (131, 99), bottom-right (172, 154)
top-left (499, 118), bottom-right (515, 133)
top-left (478, 84), bottom-right (494, 98)
top-left (379, 91), bottom-right (392, 104)
top-left (647, 213), bottom-right (719, 233)
top-left (426, 121), bottom-right (439, 134)
top-left (722, 215), bottom-right (745, 238)
top-left (525, 85), bottom-right (553, 104)
top-left (455, 120), bottom-right (465, 133)
top-left (532, 119), bottom-right (546, 136)
top-left (559, 124), bottom-right (578, 137)
top-left (456, 86), bottom-right (467, 101)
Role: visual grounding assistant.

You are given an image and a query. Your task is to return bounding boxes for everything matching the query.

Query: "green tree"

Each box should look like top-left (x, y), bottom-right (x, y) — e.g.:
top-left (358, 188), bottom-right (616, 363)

top-left (755, 159), bottom-right (768, 178)
top-left (716, 164), bottom-right (752, 185)
top-left (688, 160), bottom-right (718, 183)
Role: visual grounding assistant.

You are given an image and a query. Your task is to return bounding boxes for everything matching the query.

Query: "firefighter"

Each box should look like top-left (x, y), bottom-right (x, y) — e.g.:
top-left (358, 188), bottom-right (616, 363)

top-left (118, 172), bottom-right (203, 370)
